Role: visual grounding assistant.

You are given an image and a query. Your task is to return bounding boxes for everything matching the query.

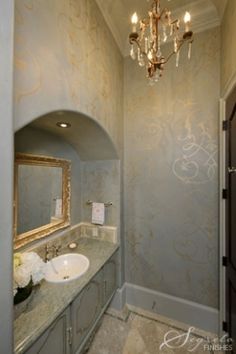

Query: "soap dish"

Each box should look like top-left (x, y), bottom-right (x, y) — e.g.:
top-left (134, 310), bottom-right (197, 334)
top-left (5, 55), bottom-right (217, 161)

top-left (68, 242), bottom-right (78, 250)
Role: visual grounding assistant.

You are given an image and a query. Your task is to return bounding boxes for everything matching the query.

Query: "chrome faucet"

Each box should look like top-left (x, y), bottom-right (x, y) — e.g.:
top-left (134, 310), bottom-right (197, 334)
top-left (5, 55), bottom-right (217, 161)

top-left (44, 244), bottom-right (51, 262)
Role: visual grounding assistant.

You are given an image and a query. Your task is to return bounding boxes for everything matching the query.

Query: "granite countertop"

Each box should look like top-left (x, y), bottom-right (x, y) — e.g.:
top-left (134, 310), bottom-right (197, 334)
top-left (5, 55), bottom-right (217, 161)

top-left (14, 238), bottom-right (119, 354)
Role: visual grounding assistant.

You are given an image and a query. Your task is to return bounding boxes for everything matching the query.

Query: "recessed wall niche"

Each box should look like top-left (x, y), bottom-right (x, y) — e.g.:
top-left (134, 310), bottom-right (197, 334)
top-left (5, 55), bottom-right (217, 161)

top-left (15, 125), bottom-right (81, 243)
top-left (14, 110), bottom-right (121, 250)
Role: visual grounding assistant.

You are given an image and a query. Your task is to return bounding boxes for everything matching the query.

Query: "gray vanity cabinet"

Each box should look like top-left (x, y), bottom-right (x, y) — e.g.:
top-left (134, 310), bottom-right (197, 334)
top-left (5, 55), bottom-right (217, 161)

top-left (71, 252), bottom-right (117, 354)
top-left (22, 251), bottom-right (118, 354)
top-left (71, 271), bottom-right (102, 354)
top-left (102, 253), bottom-right (117, 307)
top-left (24, 308), bottom-right (71, 354)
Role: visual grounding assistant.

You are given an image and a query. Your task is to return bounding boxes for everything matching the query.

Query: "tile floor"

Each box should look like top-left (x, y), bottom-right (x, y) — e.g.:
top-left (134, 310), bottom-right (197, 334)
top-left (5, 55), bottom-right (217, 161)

top-left (87, 308), bottom-right (220, 354)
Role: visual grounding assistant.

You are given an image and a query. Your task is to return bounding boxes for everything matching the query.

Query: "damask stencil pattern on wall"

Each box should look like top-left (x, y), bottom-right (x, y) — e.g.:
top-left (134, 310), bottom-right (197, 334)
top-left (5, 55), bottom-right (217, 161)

top-left (172, 107), bottom-right (217, 185)
top-left (124, 28), bottom-right (220, 308)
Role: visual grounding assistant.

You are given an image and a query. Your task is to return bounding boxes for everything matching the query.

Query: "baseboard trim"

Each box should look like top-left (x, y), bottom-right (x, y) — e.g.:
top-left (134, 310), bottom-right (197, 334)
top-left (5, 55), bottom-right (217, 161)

top-left (110, 283), bottom-right (126, 311)
top-left (110, 282), bottom-right (219, 334)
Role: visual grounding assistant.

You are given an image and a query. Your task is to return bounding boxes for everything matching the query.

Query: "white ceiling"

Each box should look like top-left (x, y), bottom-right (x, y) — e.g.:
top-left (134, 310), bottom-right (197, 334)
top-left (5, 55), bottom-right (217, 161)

top-left (96, 0), bottom-right (228, 56)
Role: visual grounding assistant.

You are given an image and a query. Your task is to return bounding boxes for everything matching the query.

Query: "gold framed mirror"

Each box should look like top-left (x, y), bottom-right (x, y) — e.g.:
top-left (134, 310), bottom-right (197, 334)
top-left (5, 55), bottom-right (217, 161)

top-left (14, 153), bottom-right (71, 249)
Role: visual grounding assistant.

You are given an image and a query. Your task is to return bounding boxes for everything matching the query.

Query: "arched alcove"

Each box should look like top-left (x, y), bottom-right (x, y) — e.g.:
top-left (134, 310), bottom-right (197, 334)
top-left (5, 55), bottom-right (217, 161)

top-left (14, 109), bottom-right (121, 246)
top-left (17, 110), bottom-right (119, 161)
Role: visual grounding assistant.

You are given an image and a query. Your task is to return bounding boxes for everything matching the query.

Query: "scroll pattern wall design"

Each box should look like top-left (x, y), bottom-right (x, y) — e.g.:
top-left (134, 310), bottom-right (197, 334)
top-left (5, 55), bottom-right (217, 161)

top-left (14, 0), bottom-right (123, 152)
top-left (14, 35), bottom-right (42, 103)
top-left (124, 28), bottom-right (220, 308)
top-left (172, 116), bottom-right (217, 185)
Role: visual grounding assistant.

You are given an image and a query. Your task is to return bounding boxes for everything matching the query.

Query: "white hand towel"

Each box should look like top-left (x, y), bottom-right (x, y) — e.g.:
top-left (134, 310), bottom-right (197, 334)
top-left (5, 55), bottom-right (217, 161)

top-left (92, 202), bottom-right (105, 225)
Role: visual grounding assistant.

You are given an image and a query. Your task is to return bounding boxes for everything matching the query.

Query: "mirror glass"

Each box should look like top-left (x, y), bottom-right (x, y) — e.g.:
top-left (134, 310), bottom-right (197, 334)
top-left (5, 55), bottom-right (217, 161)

top-left (17, 165), bottom-right (63, 234)
top-left (14, 153), bottom-right (71, 249)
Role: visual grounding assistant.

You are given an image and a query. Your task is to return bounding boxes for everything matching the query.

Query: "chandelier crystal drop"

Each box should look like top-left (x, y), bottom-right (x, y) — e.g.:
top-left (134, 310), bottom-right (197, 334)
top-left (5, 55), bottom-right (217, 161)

top-left (129, 0), bottom-right (194, 83)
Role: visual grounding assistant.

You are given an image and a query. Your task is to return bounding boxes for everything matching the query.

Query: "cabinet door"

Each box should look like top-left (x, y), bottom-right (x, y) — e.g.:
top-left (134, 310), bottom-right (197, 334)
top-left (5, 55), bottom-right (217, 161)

top-left (25, 308), bottom-right (71, 354)
top-left (71, 271), bottom-right (102, 353)
top-left (102, 253), bottom-right (117, 307)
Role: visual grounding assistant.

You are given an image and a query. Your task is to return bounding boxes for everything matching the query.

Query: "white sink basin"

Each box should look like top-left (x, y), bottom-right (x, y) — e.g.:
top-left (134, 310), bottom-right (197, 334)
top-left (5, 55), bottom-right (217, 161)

top-left (45, 253), bottom-right (90, 284)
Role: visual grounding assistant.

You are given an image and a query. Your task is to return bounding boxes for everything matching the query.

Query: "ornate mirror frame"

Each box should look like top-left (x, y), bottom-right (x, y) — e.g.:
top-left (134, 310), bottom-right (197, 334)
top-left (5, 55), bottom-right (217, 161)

top-left (14, 153), bottom-right (71, 249)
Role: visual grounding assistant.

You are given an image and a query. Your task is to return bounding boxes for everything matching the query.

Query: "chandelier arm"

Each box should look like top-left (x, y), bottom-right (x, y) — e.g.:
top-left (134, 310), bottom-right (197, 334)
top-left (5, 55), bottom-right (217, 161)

top-left (161, 51), bottom-right (175, 65)
top-left (161, 39), bottom-right (187, 65)
top-left (159, 8), bottom-right (169, 20)
top-left (131, 38), bottom-right (155, 66)
top-left (171, 19), bottom-right (179, 25)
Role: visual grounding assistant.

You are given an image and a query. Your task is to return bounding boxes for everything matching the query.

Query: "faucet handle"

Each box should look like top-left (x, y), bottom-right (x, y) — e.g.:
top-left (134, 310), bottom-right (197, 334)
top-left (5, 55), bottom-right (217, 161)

top-left (53, 245), bottom-right (62, 257)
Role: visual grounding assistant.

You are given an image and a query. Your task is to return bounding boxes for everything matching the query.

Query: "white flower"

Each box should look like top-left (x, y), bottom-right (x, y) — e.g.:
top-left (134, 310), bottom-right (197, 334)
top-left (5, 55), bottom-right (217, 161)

top-left (14, 266), bottom-right (31, 288)
top-left (14, 252), bottom-right (46, 291)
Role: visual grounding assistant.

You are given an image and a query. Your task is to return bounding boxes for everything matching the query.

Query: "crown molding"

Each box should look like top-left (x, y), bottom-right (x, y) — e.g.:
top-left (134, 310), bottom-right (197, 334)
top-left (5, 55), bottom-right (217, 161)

top-left (124, 0), bottom-right (220, 57)
top-left (211, 0), bottom-right (228, 21)
top-left (95, 0), bottom-right (124, 55)
top-left (96, 0), bottom-right (221, 58)
top-left (177, 0), bottom-right (220, 33)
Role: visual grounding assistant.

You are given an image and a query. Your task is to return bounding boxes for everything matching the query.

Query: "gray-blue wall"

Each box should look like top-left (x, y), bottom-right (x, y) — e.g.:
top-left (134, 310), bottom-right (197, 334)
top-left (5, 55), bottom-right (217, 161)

top-left (81, 160), bottom-right (120, 227)
top-left (0, 2), bottom-right (14, 353)
top-left (14, 0), bottom-right (123, 154)
top-left (124, 27), bottom-right (220, 308)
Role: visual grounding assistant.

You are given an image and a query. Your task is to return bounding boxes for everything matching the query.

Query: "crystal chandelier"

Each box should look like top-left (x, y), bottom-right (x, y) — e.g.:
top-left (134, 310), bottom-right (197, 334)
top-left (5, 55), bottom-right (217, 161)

top-left (129, 0), bottom-right (193, 84)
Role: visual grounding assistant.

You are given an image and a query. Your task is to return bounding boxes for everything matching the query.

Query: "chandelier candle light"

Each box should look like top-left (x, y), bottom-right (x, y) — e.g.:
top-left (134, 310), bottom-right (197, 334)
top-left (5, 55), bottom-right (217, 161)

top-left (129, 0), bottom-right (193, 84)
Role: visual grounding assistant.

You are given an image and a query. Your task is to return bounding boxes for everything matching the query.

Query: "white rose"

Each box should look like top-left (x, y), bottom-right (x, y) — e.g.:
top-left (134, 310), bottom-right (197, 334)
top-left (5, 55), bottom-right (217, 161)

top-left (14, 252), bottom-right (46, 288)
top-left (14, 266), bottom-right (31, 288)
